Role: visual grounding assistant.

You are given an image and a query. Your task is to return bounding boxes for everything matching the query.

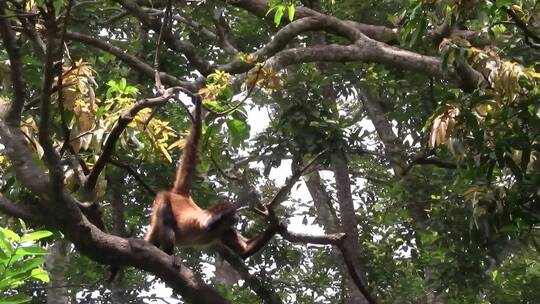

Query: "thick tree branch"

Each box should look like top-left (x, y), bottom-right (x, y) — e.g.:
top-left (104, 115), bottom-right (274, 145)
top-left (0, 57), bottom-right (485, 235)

top-left (0, 195), bottom-right (46, 223)
top-left (222, 0), bottom-right (489, 46)
top-left (219, 248), bottom-right (283, 304)
top-left (0, 122), bottom-right (229, 304)
top-left (210, 6), bottom-right (240, 55)
top-left (0, 4), bottom-right (26, 126)
top-left (0, 126), bottom-right (51, 195)
top-left (38, 5), bottom-right (64, 189)
top-left (267, 44), bottom-right (444, 80)
top-left (336, 241), bottom-right (378, 304)
top-left (142, 8), bottom-right (217, 40)
top-left (279, 229), bottom-right (346, 246)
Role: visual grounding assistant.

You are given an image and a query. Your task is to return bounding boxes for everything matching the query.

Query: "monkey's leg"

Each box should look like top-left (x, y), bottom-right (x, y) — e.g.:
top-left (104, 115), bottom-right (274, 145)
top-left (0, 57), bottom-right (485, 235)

top-left (145, 192), bottom-right (171, 248)
top-left (156, 196), bottom-right (180, 268)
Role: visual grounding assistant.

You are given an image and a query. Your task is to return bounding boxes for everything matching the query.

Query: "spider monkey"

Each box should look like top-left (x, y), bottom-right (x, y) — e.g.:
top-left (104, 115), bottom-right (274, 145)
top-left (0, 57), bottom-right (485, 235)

top-left (144, 97), bottom-right (280, 261)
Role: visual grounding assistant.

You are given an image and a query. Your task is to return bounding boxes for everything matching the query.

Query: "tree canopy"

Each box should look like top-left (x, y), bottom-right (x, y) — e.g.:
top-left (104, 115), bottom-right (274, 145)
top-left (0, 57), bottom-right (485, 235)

top-left (0, 0), bottom-right (539, 303)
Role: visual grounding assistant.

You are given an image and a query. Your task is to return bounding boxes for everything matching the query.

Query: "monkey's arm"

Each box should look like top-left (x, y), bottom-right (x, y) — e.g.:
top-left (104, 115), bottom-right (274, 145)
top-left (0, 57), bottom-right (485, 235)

top-left (172, 99), bottom-right (202, 195)
top-left (220, 226), bottom-right (280, 259)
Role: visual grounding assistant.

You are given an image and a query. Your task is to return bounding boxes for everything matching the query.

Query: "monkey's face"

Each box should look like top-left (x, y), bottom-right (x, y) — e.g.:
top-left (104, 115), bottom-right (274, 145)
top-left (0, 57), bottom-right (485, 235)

top-left (222, 214), bottom-right (239, 228)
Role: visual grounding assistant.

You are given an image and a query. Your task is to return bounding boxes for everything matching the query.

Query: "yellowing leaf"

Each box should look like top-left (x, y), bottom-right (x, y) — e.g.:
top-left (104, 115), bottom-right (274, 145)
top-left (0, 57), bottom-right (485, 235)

top-left (429, 106), bottom-right (460, 148)
top-left (159, 143), bottom-right (173, 163)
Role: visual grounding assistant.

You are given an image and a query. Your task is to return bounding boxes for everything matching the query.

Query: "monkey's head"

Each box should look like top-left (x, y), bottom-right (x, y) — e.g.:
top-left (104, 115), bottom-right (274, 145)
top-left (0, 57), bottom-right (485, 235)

top-left (205, 202), bottom-right (239, 232)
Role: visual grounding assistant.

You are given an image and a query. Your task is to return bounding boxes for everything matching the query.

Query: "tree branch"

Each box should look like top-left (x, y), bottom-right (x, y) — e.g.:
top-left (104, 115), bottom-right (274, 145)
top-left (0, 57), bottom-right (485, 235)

top-left (64, 31), bottom-right (198, 90)
top-left (502, 6), bottom-right (540, 49)
top-left (38, 4), bottom-right (64, 189)
top-left (210, 5), bottom-right (239, 55)
top-left (109, 159), bottom-right (156, 196)
top-left (219, 248), bottom-right (283, 304)
top-left (0, 195), bottom-right (47, 223)
top-left (0, 3), bottom-right (26, 126)
top-left (279, 229), bottom-right (346, 246)
top-left (115, 0), bottom-right (212, 75)
top-left (221, 0), bottom-right (489, 46)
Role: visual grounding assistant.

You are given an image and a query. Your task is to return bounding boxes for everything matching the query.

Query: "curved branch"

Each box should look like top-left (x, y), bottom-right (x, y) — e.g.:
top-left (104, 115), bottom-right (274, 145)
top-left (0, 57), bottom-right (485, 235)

top-left (0, 195), bottom-right (48, 223)
top-left (38, 6), bottom-right (64, 189)
top-left (83, 88), bottom-right (181, 193)
top-left (222, 0), bottom-right (489, 46)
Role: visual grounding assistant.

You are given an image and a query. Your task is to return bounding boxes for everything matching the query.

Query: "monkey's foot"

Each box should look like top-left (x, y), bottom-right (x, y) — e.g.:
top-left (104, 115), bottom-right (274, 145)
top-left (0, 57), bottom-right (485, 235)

top-left (170, 255), bottom-right (181, 269)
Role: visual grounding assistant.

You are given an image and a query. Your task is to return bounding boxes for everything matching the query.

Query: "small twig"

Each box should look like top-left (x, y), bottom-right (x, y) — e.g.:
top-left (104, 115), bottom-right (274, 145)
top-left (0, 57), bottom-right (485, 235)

top-left (153, 0), bottom-right (173, 93)
top-left (109, 159), bottom-right (156, 196)
top-left (210, 153), bottom-right (242, 181)
top-left (83, 86), bottom-right (197, 192)
top-left (267, 149), bottom-right (327, 208)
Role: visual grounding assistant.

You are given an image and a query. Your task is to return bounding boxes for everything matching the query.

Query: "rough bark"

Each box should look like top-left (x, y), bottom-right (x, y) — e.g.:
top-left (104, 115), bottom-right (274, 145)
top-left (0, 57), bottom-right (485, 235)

top-left (213, 256), bottom-right (242, 288)
top-left (45, 240), bottom-right (70, 304)
top-left (304, 171), bottom-right (366, 304)
top-left (107, 169), bottom-right (129, 303)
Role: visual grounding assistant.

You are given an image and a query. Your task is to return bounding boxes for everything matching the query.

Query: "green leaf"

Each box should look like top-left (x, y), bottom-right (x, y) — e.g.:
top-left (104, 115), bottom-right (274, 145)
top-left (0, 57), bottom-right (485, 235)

top-left (53, 0), bottom-right (63, 14)
top-left (30, 268), bottom-right (49, 283)
top-left (17, 220), bottom-right (26, 233)
top-left (8, 258), bottom-right (45, 278)
top-left (14, 247), bottom-right (48, 256)
top-left (0, 272), bottom-right (30, 290)
top-left (119, 78), bottom-right (127, 90)
top-left (0, 248), bottom-right (8, 260)
top-left (216, 86), bottom-right (233, 102)
top-left (226, 119), bottom-right (250, 147)
top-left (409, 18), bottom-right (427, 48)
top-left (495, 0), bottom-right (513, 8)
top-left (0, 233), bottom-right (12, 256)
top-left (21, 231), bottom-right (53, 243)
top-left (287, 4), bottom-right (295, 22)
top-left (274, 5), bottom-right (285, 27)
top-left (0, 294), bottom-right (32, 304)
top-left (1, 229), bottom-right (20, 242)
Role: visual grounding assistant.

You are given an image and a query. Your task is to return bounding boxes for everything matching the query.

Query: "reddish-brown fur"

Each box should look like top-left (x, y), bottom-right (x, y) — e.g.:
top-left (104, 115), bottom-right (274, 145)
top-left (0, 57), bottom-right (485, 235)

top-left (144, 99), bottom-right (278, 259)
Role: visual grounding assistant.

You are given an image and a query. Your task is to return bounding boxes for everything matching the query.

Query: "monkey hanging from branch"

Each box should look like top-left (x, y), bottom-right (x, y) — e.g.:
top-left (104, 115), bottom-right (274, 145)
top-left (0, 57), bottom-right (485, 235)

top-left (144, 96), bottom-right (281, 262)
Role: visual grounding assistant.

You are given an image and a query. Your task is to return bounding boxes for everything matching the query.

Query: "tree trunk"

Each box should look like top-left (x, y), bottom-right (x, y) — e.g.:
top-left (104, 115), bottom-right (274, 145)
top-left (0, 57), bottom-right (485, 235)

top-left (46, 240), bottom-right (70, 304)
top-left (304, 171), bottom-right (367, 304)
top-left (360, 87), bottom-right (446, 304)
top-left (108, 169), bottom-right (129, 303)
top-left (213, 256), bottom-right (241, 287)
